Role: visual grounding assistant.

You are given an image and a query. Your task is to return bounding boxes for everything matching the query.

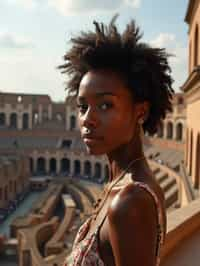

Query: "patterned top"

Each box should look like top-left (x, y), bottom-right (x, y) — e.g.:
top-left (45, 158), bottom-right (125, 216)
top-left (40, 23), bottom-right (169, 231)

top-left (63, 181), bottom-right (165, 266)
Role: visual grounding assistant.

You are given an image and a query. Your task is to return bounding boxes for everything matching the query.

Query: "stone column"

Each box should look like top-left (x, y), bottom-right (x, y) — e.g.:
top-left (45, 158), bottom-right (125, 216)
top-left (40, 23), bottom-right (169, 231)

top-left (48, 104), bottom-right (52, 120)
top-left (29, 104), bottom-right (33, 129)
top-left (56, 156), bottom-right (61, 175)
top-left (5, 111), bottom-right (10, 127)
top-left (18, 112), bottom-right (23, 130)
top-left (38, 104), bottom-right (43, 124)
top-left (65, 106), bottom-right (68, 130)
top-left (163, 121), bottom-right (167, 139)
top-left (33, 157), bottom-right (37, 174)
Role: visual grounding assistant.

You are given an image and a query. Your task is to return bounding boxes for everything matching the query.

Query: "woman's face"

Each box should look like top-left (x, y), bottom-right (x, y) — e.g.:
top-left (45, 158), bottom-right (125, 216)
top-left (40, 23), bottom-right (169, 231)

top-left (77, 69), bottom-right (141, 155)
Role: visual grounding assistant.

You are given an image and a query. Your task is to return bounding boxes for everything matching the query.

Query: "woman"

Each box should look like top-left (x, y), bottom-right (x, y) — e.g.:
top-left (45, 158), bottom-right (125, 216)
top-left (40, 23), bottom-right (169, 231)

top-left (60, 16), bottom-right (173, 266)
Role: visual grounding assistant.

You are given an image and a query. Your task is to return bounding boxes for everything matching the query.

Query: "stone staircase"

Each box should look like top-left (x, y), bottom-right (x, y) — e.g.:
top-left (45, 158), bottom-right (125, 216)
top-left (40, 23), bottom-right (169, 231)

top-left (150, 165), bottom-right (178, 210)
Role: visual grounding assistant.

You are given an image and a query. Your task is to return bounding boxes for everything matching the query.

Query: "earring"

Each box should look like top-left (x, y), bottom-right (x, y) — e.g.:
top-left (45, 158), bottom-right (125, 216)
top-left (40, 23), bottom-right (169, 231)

top-left (138, 114), bottom-right (145, 139)
top-left (138, 117), bottom-right (144, 125)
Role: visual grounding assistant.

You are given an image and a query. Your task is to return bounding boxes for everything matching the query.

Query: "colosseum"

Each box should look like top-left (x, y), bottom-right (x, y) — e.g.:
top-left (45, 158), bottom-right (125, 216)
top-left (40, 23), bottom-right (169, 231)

top-left (0, 0), bottom-right (199, 265)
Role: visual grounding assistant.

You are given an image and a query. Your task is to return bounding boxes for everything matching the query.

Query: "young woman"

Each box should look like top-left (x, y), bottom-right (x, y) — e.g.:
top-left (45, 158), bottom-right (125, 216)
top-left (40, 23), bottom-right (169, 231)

top-left (60, 16), bottom-right (174, 266)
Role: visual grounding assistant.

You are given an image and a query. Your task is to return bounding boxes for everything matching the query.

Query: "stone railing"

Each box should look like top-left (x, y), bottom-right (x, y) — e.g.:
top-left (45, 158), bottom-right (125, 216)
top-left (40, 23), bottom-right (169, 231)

top-left (161, 197), bottom-right (200, 266)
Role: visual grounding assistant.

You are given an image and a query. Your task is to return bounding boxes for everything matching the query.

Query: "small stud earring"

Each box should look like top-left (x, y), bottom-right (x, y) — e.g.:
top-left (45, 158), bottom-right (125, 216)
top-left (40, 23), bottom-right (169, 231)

top-left (138, 117), bottom-right (144, 125)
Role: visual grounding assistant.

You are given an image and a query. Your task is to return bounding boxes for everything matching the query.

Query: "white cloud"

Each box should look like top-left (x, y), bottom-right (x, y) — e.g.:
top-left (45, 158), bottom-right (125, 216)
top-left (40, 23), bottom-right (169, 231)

top-left (150, 33), bottom-right (175, 48)
top-left (0, 32), bottom-right (34, 49)
top-left (6, 0), bottom-right (38, 9)
top-left (150, 33), bottom-right (188, 90)
top-left (3, 0), bottom-right (141, 14)
top-left (124, 0), bottom-right (141, 8)
top-left (47, 0), bottom-right (140, 16)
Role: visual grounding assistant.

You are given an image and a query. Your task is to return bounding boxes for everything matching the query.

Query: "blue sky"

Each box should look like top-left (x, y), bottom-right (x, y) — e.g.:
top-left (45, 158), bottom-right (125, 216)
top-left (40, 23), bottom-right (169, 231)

top-left (0, 0), bottom-right (189, 101)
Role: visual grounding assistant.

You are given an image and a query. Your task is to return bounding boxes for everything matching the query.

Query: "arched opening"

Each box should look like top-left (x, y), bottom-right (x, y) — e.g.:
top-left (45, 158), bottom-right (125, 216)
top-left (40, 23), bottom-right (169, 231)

top-left (194, 25), bottom-right (199, 67)
top-left (61, 158), bottom-right (70, 175)
top-left (29, 158), bottom-right (33, 174)
top-left (167, 122), bottom-right (173, 139)
top-left (43, 111), bottom-right (48, 121)
top-left (189, 130), bottom-right (193, 176)
top-left (195, 133), bottom-right (200, 189)
top-left (22, 113), bottom-right (29, 129)
top-left (14, 181), bottom-right (17, 194)
top-left (4, 186), bottom-right (8, 201)
top-left (74, 160), bottom-right (81, 176)
top-left (84, 161), bottom-right (91, 178)
top-left (37, 157), bottom-right (46, 175)
top-left (9, 181), bottom-right (12, 192)
top-left (70, 115), bottom-right (76, 130)
top-left (176, 123), bottom-right (183, 141)
top-left (50, 158), bottom-right (57, 175)
top-left (0, 113), bottom-right (5, 126)
top-left (56, 113), bottom-right (64, 123)
top-left (61, 140), bottom-right (72, 148)
top-left (157, 123), bottom-right (163, 138)
top-left (10, 113), bottom-right (17, 128)
top-left (94, 163), bottom-right (101, 179)
top-left (104, 165), bottom-right (109, 182)
top-left (186, 128), bottom-right (189, 166)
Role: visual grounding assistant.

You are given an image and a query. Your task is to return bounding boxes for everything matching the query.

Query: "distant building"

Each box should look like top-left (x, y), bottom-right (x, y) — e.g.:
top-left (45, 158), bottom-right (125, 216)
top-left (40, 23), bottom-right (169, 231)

top-left (182, 0), bottom-right (200, 189)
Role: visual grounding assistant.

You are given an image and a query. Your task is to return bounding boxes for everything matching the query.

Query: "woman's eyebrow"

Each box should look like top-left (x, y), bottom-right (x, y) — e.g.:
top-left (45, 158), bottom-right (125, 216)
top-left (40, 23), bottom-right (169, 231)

top-left (95, 92), bottom-right (116, 97)
top-left (77, 92), bottom-right (116, 101)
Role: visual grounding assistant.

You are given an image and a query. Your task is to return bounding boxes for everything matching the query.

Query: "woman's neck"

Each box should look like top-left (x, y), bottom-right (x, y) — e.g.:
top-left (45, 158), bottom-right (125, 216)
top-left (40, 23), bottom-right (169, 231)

top-left (107, 134), bottom-right (145, 182)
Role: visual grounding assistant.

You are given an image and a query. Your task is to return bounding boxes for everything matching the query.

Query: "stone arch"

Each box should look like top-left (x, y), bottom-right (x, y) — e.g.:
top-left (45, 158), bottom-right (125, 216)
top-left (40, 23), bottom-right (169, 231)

top-left (104, 165), bottom-right (109, 182)
top-left (176, 122), bottom-right (183, 141)
top-left (194, 24), bottom-right (199, 67)
top-left (167, 121), bottom-right (173, 139)
top-left (189, 130), bottom-right (193, 176)
top-left (9, 180), bottom-right (12, 192)
top-left (37, 157), bottom-right (46, 175)
top-left (49, 158), bottom-right (57, 174)
top-left (157, 122), bottom-right (163, 138)
top-left (195, 133), bottom-right (200, 189)
top-left (60, 158), bottom-right (70, 175)
top-left (74, 160), bottom-right (81, 176)
top-left (4, 186), bottom-right (8, 201)
top-left (84, 161), bottom-right (91, 177)
top-left (186, 128), bottom-right (189, 166)
top-left (29, 158), bottom-right (33, 174)
top-left (10, 113), bottom-right (17, 128)
top-left (0, 113), bottom-right (5, 126)
top-left (70, 115), bottom-right (76, 130)
top-left (94, 162), bottom-right (101, 179)
top-left (14, 181), bottom-right (17, 194)
top-left (22, 113), bottom-right (29, 129)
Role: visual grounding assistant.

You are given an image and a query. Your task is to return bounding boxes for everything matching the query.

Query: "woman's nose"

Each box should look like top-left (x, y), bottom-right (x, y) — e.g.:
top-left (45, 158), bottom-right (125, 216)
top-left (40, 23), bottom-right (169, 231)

top-left (81, 107), bottom-right (98, 128)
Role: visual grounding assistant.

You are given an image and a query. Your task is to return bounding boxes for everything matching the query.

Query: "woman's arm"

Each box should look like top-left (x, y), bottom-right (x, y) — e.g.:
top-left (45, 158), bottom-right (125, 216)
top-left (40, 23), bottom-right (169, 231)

top-left (107, 183), bottom-right (158, 266)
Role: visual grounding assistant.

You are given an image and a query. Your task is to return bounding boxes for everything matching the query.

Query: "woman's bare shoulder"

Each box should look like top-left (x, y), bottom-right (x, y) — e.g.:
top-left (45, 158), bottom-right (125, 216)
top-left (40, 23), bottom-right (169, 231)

top-left (108, 181), bottom-right (158, 222)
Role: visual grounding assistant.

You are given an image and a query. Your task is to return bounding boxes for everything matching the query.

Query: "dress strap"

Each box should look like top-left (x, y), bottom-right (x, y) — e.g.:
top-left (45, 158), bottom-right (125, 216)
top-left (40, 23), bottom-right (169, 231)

top-left (133, 181), bottom-right (164, 263)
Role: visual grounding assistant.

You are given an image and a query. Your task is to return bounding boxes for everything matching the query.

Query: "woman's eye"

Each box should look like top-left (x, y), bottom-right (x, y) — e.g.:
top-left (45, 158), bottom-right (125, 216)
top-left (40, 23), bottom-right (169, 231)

top-left (77, 104), bottom-right (88, 113)
top-left (99, 102), bottom-right (112, 110)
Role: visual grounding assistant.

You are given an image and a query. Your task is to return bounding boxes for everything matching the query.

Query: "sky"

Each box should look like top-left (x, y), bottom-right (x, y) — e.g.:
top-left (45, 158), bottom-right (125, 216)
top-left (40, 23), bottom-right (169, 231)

top-left (0, 0), bottom-right (189, 102)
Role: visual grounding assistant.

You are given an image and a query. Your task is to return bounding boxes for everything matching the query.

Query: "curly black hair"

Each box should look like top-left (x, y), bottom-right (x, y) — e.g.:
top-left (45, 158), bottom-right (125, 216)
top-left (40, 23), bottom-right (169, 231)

top-left (59, 15), bottom-right (174, 134)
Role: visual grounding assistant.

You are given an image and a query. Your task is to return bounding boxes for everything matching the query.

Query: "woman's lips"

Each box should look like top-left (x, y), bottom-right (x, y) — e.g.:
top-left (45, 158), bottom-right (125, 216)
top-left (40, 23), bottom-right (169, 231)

top-left (82, 134), bottom-right (103, 144)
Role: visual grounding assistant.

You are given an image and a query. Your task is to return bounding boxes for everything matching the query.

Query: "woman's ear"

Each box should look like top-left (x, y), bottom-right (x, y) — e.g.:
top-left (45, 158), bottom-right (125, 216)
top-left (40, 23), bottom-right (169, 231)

top-left (136, 101), bottom-right (150, 122)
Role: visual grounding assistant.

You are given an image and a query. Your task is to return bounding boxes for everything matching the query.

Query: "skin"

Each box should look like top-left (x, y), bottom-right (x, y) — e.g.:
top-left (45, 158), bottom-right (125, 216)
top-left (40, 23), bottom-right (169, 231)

top-left (77, 69), bottom-right (166, 266)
